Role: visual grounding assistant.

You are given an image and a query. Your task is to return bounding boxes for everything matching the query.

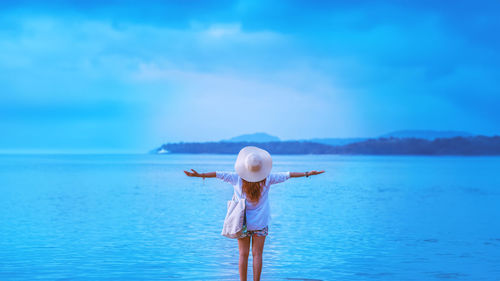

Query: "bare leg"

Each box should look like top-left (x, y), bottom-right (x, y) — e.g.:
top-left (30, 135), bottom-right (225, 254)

top-left (251, 235), bottom-right (266, 281)
top-left (238, 236), bottom-right (250, 281)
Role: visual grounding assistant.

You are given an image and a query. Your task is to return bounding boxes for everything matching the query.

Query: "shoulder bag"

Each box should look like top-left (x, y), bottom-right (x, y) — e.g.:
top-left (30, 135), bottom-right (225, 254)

top-left (221, 195), bottom-right (246, 239)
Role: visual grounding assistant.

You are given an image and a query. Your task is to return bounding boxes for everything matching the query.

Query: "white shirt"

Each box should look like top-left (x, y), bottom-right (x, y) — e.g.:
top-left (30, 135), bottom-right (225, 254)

top-left (216, 171), bottom-right (291, 230)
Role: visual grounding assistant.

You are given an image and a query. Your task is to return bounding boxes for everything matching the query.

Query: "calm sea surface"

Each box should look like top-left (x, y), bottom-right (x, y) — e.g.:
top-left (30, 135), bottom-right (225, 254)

top-left (0, 154), bottom-right (499, 281)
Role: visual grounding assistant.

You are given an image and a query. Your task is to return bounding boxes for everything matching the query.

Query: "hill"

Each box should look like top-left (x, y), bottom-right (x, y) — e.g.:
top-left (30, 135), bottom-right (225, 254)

top-left (223, 132), bottom-right (280, 143)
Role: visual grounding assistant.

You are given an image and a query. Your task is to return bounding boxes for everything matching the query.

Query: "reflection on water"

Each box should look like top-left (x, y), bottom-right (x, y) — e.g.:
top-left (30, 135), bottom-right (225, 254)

top-left (0, 154), bottom-right (499, 280)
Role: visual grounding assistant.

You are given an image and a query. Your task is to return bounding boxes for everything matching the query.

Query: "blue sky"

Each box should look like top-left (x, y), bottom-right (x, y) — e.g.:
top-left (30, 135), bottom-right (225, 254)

top-left (1, 0), bottom-right (499, 152)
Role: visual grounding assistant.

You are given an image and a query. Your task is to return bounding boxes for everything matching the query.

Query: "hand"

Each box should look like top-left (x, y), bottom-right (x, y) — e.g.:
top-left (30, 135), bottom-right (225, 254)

top-left (308, 170), bottom-right (325, 176)
top-left (184, 169), bottom-right (202, 177)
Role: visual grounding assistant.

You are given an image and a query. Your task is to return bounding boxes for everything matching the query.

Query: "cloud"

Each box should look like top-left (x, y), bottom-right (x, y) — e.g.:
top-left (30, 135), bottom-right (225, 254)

top-left (0, 1), bottom-right (499, 151)
top-left (132, 62), bottom-right (357, 141)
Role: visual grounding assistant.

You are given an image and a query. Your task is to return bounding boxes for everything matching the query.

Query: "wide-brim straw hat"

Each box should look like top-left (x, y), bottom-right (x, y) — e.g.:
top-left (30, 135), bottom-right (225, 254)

top-left (234, 146), bottom-right (272, 182)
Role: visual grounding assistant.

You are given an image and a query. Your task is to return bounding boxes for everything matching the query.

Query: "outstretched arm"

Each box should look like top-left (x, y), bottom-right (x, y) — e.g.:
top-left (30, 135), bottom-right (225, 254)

top-left (184, 169), bottom-right (216, 179)
top-left (290, 170), bottom-right (325, 178)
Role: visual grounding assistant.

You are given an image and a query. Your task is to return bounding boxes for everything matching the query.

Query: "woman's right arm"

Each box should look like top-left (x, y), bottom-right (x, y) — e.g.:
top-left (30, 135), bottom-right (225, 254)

top-left (290, 170), bottom-right (325, 178)
top-left (184, 169), bottom-right (216, 179)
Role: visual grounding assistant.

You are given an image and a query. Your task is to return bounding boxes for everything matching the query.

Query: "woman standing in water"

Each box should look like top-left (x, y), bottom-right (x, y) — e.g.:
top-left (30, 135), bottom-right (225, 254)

top-left (184, 146), bottom-right (325, 281)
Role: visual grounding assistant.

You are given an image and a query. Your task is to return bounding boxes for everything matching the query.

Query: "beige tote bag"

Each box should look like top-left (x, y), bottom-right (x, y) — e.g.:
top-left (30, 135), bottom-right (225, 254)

top-left (221, 196), bottom-right (246, 239)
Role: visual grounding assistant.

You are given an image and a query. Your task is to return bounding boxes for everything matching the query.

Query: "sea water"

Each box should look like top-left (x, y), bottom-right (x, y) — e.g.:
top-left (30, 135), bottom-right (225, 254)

top-left (0, 154), bottom-right (499, 280)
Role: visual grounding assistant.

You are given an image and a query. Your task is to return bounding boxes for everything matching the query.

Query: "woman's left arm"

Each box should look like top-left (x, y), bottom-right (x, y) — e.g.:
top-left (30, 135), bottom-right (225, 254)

top-left (290, 170), bottom-right (325, 178)
top-left (184, 169), bottom-right (216, 178)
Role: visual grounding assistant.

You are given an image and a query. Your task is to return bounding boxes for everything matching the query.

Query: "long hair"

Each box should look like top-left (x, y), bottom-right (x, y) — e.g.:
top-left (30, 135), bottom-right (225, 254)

top-left (241, 178), bottom-right (266, 203)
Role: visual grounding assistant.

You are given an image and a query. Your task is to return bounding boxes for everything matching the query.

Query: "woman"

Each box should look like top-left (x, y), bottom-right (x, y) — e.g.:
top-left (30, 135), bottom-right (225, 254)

top-left (184, 146), bottom-right (324, 281)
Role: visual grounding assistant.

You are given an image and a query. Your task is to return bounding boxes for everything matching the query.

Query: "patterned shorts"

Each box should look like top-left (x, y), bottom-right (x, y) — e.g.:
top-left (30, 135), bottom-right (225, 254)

top-left (239, 225), bottom-right (269, 238)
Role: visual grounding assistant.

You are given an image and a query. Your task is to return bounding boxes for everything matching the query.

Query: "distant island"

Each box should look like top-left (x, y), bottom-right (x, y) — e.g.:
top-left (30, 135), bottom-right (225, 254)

top-left (154, 131), bottom-right (500, 156)
top-left (380, 130), bottom-right (473, 140)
